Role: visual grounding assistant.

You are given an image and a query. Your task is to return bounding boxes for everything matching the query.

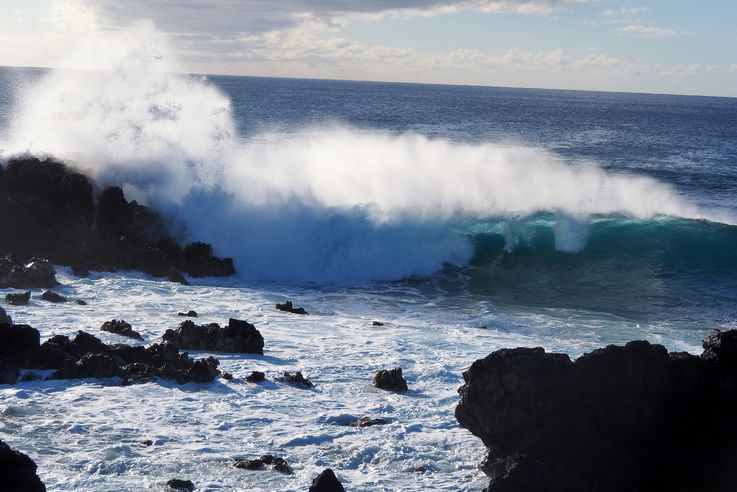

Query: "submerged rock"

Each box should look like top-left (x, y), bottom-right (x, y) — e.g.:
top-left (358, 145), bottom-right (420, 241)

top-left (177, 310), bottom-right (198, 318)
top-left (309, 468), bottom-right (345, 492)
top-left (40, 290), bottom-right (66, 303)
top-left (275, 300), bottom-right (308, 315)
top-left (163, 318), bottom-right (264, 354)
top-left (372, 321), bottom-right (384, 326)
top-left (166, 478), bottom-right (195, 491)
top-left (5, 291), bottom-right (30, 306)
top-left (100, 319), bottom-right (142, 340)
top-left (276, 371), bottom-right (313, 388)
top-left (0, 439), bottom-right (46, 492)
top-left (373, 368), bottom-right (408, 392)
top-left (456, 330), bottom-right (737, 492)
top-left (347, 416), bottom-right (389, 428)
top-left (234, 455), bottom-right (291, 474)
top-left (245, 370), bottom-right (265, 383)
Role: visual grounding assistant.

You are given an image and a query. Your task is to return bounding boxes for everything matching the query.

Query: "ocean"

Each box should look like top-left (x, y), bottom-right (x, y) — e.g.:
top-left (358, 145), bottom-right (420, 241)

top-left (0, 60), bottom-right (736, 490)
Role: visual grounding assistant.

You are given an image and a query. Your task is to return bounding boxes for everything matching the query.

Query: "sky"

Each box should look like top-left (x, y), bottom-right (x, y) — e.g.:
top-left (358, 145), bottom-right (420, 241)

top-left (1, 0), bottom-right (736, 96)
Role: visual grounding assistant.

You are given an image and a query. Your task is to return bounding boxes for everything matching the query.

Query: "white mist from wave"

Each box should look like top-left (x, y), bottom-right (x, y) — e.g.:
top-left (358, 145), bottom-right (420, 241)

top-left (0, 23), bottom-right (725, 284)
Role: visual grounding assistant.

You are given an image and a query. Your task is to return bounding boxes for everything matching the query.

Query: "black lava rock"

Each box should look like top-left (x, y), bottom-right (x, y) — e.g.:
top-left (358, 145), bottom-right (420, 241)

top-left (177, 310), bottom-right (198, 317)
top-left (275, 300), bottom-right (308, 315)
top-left (276, 371), bottom-right (313, 388)
top-left (373, 368), bottom-right (408, 392)
top-left (245, 371), bottom-right (265, 383)
top-left (5, 291), bottom-right (30, 306)
top-left (166, 478), bottom-right (195, 491)
top-left (100, 319), bottom-right (142, 340)
top-left (309, 468), bottom-right (345, 492)
top-left (40, 290), bottom-right (66, 303)
top-left (0, 439), bottom-right (46, 492)
top-left (163, 318), bottom-right (264, 354)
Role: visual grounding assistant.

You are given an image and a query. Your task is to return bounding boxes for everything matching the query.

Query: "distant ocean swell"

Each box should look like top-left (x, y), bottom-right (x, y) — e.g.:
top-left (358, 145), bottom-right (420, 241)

top-left (1, 26), bottom-right (734, 285)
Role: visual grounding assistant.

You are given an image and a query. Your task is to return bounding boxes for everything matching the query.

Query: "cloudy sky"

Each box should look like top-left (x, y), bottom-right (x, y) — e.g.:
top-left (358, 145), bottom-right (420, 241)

top-left (1, 0), bottom-right (736, 96)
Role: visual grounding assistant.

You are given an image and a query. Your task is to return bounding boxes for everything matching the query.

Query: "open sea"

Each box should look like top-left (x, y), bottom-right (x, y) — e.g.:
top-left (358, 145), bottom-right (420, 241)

top-left (0, 57), bottom-right (736, 490)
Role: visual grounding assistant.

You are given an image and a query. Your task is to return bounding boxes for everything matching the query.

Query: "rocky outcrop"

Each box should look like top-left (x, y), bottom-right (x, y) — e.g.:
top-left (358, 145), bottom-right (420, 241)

top-left (309, 468), bottom-right (345, 492)
top-left (6, 291), bottom-right (31, 306)
top-left (0, 306), bottom-right (11, 325)
top-left (101, 319), bottom-right (142, 340)
top-left (0, 439), bottom-right (46, 492)
top-left (373, 368), bottom-right (408, 392)
top-left (0, 256), bottom-right (56, 289)
top-left (163, 318), bottom-right (264, 354)
top-left (0, 156), bottom-right (234, 279)
top-left (275, 300), bottom-right (308, 315)
top-left (455, 330), bottom-right (737, 492)
top-left (0, 323), bottom-right (218, 385)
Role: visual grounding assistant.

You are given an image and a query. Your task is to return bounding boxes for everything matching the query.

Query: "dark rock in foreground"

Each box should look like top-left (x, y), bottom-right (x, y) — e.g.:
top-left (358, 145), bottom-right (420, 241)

top-left (166, 478), bottom-right (195, 491)
top-left (164, 318), bottom-right (264, 354)
top-left (0, 156), bottom-right (235, 279)
top-left (40, 290), bottom-right (66, 303)
top-left (0, 256), bottom-right (56, 289)
top-left (373, 368), bottom-right (408, 392)
top-left (234, 455), bottom-right (292, 474)
top-left (275, 300), bottom-right (308, 315)
top-left (455, 330), bottom-right (737, 492)
top-left (276, 371), bottom-right (313, 388)
top-left (0, 439), bottom-right (46, 492)
top-left (101, 319), bottom-right (142, 340)
top-left (6, 290), bottom-right (31, 306)
top-left (0, 322), bottom-right (218, 385)
top-left (0, 307), bottom-right (11, 325)
top-left (309, 468), bottom-right (345, 492)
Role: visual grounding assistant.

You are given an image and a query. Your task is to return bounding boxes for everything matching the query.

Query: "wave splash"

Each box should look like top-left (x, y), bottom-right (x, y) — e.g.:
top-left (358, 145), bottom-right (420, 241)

top-left (1, 24), bottom-right (732, 284)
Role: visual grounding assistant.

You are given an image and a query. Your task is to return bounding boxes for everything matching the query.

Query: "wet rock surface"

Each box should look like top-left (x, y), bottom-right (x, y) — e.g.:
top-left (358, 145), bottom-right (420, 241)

top-left (456, 330), bottom-right (737, 492)
top-left (0, 157), bottom-right (234, 279)
top-left (163, 318), bottom-right (264, 354)
top-left (245, 370), bottom-right (265, 383)
top-left (177, 310), bottom-right (198, 317)
top-left (166, 478), bottom-right (195, 491)
top-left (100, 319), bottom-right (142, 340)
top-left (40, 290), bottom-right (66, 303)
top-left (275, 300), bottom-right (308, 315)
top-left (309, 468), bottom-right (345, 492)
top-left (373, 368), bottom-right (408, 392)
top-left (5, 290), bottom-right (31, 306)
top-left (0, 439), bottom-right (47, 492)
top-left (234, 455), bottom-right (292, 474)
top-left (347, 416), bottom-right (389, 428)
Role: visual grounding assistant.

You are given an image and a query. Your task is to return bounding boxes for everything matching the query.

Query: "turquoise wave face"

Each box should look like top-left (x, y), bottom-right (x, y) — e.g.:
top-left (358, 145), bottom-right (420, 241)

top-left (466, 216), bottom-right (737, 322)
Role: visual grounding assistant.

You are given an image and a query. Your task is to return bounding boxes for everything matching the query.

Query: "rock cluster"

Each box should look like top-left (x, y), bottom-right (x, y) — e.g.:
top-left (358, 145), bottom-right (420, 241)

top-left (0, 256), bottom-right (57, 289)
top-left (163, 318), bottom-right (264, 354)
top-left (455, 330), bottom-right (737, 492)
top-left (0, 439), bottom-right (46, 492)
top-left (276, 371), bottom-right (313, 388)
top-left (0, 157), bottom-right (234, 279)
top-left (0, 323), bottom-right (219, 385)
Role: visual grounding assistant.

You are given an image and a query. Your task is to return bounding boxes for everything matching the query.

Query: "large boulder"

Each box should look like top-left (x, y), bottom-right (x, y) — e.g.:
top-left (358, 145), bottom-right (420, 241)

top-left (456, 331), bottom-right (737, 491)
top-left (0, 323), bottom-right (41, 365)
top-left (309, 468), bottom-right (345, 492)
top-left (163, 318), bottom-right (264, 354)
top-left (373, 368), bottom-right (408, 392)
top-left (0, 439), bottom-right (46, 492)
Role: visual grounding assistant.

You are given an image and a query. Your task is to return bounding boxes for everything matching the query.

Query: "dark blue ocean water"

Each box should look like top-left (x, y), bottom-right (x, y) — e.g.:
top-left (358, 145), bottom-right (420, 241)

top-left (1, 67), bottom-right (736, 326)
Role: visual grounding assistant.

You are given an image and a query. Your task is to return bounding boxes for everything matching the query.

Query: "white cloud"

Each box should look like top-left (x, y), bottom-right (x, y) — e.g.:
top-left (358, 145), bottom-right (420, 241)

top-left (617, 24), bottom-right (679, 38)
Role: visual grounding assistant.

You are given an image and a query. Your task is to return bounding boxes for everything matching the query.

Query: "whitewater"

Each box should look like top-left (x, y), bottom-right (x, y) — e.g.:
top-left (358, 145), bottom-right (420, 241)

top-left (1, 23), bottom-right (736, 491)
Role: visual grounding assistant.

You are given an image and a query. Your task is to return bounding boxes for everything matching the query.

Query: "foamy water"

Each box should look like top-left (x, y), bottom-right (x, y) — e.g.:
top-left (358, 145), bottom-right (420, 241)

top-left (0, 268), bottom-right (710, 490)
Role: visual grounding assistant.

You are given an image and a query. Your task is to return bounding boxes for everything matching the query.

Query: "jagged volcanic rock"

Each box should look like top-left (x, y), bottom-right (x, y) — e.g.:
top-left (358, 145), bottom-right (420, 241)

top-left (373, 367), bottom-right (408, 391)
top-left (100, 319), bottom-right (142, 340)
top-left (309, 468), bottom-right (345, 492)
top-left (455, 330), bottom-right (737, 492)
top-left (0, 156), bottom-right (234, 279)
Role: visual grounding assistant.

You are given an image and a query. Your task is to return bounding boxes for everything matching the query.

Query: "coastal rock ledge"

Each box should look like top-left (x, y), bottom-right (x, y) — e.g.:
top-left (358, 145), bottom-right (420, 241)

top-left (455, 330), bottom-right (737, 492)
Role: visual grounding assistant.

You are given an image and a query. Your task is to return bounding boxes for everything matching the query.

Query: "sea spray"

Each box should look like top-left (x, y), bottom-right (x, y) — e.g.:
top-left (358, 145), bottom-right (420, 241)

top-left (1, 22), bottom-right (730, 284)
